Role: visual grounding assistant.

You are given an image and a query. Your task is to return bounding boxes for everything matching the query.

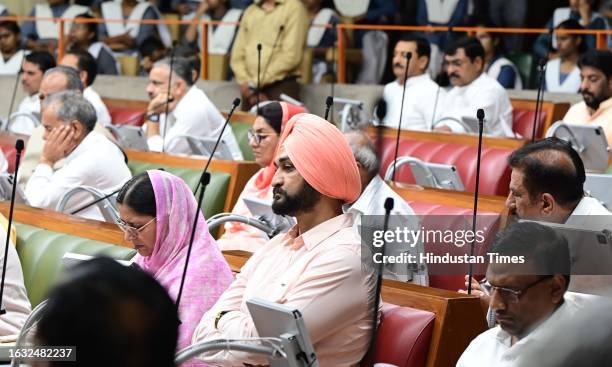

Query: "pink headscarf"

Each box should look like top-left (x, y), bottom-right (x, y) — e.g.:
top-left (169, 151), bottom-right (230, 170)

top-left (276, 113), bottom-right (362, 203)
top-left (135, 170), bottom-right (233, 361)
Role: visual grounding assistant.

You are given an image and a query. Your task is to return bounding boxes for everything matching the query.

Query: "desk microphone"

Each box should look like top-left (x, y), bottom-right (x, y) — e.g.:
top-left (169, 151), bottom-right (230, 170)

top-left (324, 96), bottom-right (333, 121)
top-left (258, 25), bottom-right (285, 103)
top-left (0, 139), bottom-right (24, 315)
top-left (256, 43), bottom-right (262, 113)
top-left (532, 58), bottom-right (547, 142)
top-left (390, 52), bottom-right (412, 182)
top-left (467, 109), bottom-right (485, 295)
top-left (176, 98), bottom-right (241, 311)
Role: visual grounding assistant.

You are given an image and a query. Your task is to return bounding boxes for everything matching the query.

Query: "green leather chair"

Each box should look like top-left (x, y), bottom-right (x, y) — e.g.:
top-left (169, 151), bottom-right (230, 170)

top-left (127, 161), bottom-right (230, 218)
top-left (14, 224), bottom-right (136, 307)
top-left (506, 52), bottom-right (534, 89)
top-left (230, 122), bottom-right (254, 161)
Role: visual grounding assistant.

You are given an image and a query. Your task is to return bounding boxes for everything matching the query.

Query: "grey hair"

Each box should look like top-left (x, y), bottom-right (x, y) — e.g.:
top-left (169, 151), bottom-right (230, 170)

top-left (43, 65), bottom-right (84, 92)
top-left (348, 131), bottom-right (380, 177)
top-left (153, 56), bottom-right (195, 86)
top-left (42, 90), bottom-right (97, 132)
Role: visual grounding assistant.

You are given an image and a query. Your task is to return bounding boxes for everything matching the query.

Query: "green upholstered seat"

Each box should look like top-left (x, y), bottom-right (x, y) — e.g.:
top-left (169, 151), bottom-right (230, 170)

top-left (127, 161), bottom-right (230, 218)
top-left (14, 223), bottom-right (136, 307)
top-left (230, 122), bottom-right (254, 161)
top-left (506, 52), bottom-right (534, 89)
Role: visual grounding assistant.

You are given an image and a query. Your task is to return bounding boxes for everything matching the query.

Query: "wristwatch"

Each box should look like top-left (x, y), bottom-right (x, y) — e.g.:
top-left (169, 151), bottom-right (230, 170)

top-left (215, 310), bottom-right (231, 330)
top-left (146, 113), bottom-right (161, 123)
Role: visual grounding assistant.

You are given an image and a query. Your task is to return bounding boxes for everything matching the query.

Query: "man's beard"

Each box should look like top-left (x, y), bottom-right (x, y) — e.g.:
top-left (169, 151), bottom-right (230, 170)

top-left (272, 180), bottom-right (321, 216)
top-left (581, 90), bottom-right (608, 110)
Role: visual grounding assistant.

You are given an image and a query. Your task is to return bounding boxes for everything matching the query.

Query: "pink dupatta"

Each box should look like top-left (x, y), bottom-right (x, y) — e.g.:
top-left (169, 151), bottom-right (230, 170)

top-left (135, 170), bottom-right (234, 361)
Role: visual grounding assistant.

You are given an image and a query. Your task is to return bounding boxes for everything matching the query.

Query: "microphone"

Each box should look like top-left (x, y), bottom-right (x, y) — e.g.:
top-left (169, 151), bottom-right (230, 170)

top-left (176, 97), bottom-right (241, 311)
top-left (324, 96), bottom-right (333, 121)
top-left (259, 25), bottom-right (285, 97)
top-left (390, 52), bottom-right (412, 182)
top-left (70, 188), bottom-right (121, 215)
top-left (160, 47), bottom-right (176, 153)
top-left (330, 19), bottom-right (338, 120)
top-left (532, 58), bottom-right (547, 142)
top-left (0, 139), bottom-right (24, 315)
top-left (256, 43), bottom-right (262, 113)
top-left (369, 197), bottom-right (394, 354)
top-left (374, 98), bottom-right (387, 123)
top-left (429, 84), bottom-right (441, 130)
top-left (467, 109), bottom-right (485, 295)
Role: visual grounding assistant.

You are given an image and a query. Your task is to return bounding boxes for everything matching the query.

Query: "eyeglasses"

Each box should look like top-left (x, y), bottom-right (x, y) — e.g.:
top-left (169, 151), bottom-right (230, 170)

top-left (489, 276), bottom-right (552, 304)
top-left (247, 129), bottom-right (277, 145)
top-left (116, 217), bottom-right (155, 238)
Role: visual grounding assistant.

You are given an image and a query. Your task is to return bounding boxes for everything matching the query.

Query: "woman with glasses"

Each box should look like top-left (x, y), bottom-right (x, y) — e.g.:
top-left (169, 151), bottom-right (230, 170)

top-left (216, 101), bottom-right (305, 252)
top-left (116, 170), bottom-right (233, 365)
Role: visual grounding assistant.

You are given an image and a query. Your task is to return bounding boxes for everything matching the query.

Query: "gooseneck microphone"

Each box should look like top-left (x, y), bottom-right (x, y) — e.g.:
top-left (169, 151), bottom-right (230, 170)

top-left (0, 139), bottom-right (24, 315)
top-left (369, 197), bottom-right (394, 353)
top-left (467, 109), bottom-right (485, 295)
top-left (390, 52), bottom-right (412, 182)
top-left (161, 47), bottom-right (176, 153)
top-left (532, 58), bottom-right (547, 142)
top-left (324, 96), bottom-right (333, 121)
top-left (256, 43), bottom-right (262, 112)
top-left (176, 98), bottom-right (241, 311)
top-left (257, 25), bottom-right (285, 108)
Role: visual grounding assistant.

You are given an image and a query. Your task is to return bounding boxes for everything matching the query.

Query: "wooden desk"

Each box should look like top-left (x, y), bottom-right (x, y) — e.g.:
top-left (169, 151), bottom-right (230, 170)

top-left (125, 149), bottom-right (260, 212)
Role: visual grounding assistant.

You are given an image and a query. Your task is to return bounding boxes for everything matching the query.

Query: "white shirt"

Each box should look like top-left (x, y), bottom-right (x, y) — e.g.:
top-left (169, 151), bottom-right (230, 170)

top-left (545, 58), bottom-right (581, 93)
top-left (344, 175), bottom-right (428, 285)
top-left (147, 86), bottom-right (243, 160)
top-left (25, 131), bottom-right (131, 221)
top-left (11, 93), bottom-right (40, 136)
top-left (437, 73), bottom-right (514, 137)
top-left (0, 50), bottom-right (25, 75)
top-left (456, 293), bottom-right (582, 367)
top-left (382, 74), bottom-right (445, 131)
top-left (0, 230), bottom-right (31, 336)
top-left (565, 196), bottom-right (612, 230)
top-left (83, 86), bottom-right (112, 127)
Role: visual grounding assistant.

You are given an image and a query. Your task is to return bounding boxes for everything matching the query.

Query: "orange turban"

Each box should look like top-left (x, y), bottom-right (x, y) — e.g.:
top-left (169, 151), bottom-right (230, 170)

top-left (276, 113), bottom-right (361, 203)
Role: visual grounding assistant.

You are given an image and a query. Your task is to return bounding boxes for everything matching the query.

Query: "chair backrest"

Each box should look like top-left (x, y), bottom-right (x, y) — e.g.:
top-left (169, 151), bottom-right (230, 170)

top-left (361, 304), bottom-right (435, 367)
top-left (506, 52), bottom-right (534, 89)
top-left (230, 121), bottom-right (254, 161)
top-left (512, 109), bottom-right (548, 140)
top-left (107, 105), bottom-right (146, 126)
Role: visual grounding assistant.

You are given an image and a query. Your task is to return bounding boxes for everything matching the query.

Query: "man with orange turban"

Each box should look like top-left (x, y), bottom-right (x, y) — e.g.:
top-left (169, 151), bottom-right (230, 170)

top-left (193, 113), bottom-right (377, 367)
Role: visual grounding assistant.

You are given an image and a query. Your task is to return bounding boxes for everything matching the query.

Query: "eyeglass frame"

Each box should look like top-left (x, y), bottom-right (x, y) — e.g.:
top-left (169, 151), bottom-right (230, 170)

top-left (488, 275), bottom-right (553, 304)
top-left (247, 129), bottom-right (277, 145)
top-left (116, 217), bottom-right (156, 238)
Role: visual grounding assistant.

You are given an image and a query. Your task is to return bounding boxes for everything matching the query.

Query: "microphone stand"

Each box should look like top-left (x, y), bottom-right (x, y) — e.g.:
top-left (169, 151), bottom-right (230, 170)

top-left (467, 109), bottom-right (485, 295)
top-left (324, 96), bottom-right (333, 121)
top-left (176, 98), bottom-right (241, 311)
top-left (255, 25), bottom-right (285, 111)
top-left (390, 52), bottom-right (412, 182)
top-left (0, 139), bottom-right (24, 315)
top-left (369, 197), bottom-right (394, 354)
top-left (70, 188), bottom-right (121, 215)
top-left (532, 58), bottom-right (546, 142)
top-left (330, 20), bottom-right (337, 120)
top-left (160, 47), bottom-right (176, 153)
top-left (256, 43), bottom-right (262, 113)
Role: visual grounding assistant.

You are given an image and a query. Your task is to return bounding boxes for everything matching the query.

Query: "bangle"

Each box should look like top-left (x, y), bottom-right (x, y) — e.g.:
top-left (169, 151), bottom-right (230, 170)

top-left (214, 310), bottom-right (230, 330)
top-left (146, 113), bottom-right (160, 123)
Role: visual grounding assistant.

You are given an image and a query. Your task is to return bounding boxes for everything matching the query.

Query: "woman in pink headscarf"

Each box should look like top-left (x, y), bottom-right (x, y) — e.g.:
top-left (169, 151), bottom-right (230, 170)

top-left (216, 101), bottom-right (305, 252)
top-left (116, 170), bottom-right (233, 365)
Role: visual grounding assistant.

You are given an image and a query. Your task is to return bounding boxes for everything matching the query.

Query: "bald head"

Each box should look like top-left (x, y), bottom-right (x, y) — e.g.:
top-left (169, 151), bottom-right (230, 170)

top-left (40, 66), bottom-right (84, 100)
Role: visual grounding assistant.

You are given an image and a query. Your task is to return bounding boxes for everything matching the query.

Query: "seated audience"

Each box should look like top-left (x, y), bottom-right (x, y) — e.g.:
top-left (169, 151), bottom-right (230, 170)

top-left (67, 13), bottom-right (120, 75)
top-left (216, 101), bottom-right (305, 252)
top-left (456, 221), bottom-right (578, 366)
top-left (60, 49), bottom-right (112, 127)
top-left (0, 21), bottom-right (25, 75)
top-left (545, 20), bottom-right (587, 93)
top-left (302, 0), bottom-right (339, 83)
top-left (12, 51), bottom-right (56, 136)
top-left (534, 0), bottom-right (609, 60)
top-left (139, 36), bottom-right (168, 76)
top-left (475, 21), bottom-right (522, 90)
top-left (343, 130), bottom-right (427, 285)
top-left (416, 0), bottom-right (467, 48)
top-left (21, 0), bottom-right (89, 53)
top-left (231, 0), bottom-right (309, 110)
top-left (25, 90), bottom-right (131, 220)
top-left (35, 257), bottom-right (179, 367)
top-left (183, 0), bottom-right (242, 55)
top-left (99, 0), bottom-right (172, 54)
top-left (563, 50), bottom-right (612, 145)
top-left (435, 37), bottom-right (513, 137)
top-left (144, 57), bottom-right (242, 158)
top-left (193, 114), bottom-right (376, 366)
top-left (116, 170), bottom-right (233, 360)
top-left (20, 66), bottom-right (115, 184)
top-left (0, 214), bottom-right (31, 336)
top-left (382, 35), bottom-right (445, 131)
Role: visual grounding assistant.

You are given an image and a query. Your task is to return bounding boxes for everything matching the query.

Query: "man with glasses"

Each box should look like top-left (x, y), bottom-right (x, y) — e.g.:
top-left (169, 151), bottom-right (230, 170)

top-left (457, 221), bottom-right (578, 366)
top-left (434, 37), bottom-right (514, 137)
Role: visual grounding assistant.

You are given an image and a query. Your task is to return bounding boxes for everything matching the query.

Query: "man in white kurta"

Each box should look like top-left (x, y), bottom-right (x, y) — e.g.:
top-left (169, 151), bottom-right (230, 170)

top-left (435, 37), bottom-right (513, 137)
top-left (25, 91), bottom-right (131, 221)
top-left (144, 57), bottom-right (243, 159)
top-left (382, 36), bottom-right (445, 131)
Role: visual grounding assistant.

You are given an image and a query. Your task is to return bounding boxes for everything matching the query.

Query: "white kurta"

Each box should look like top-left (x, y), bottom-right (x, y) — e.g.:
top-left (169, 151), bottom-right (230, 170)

top-left (25, 131), bottom-right (131, 221)
top-left (0, 50), bottom-right (26, 75)
top-left (437, 73), bottom-right (514, 137)
top-left (0, 229), bottom-right (31, 336)
top-left (545, 58), bottom-right (581, 93)
top-left (83, 87), bottom-right (112, 127)
top-left (382, 74), bottom-right (445, 131)
top-left (146, 86), bottom-right (243, 160)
